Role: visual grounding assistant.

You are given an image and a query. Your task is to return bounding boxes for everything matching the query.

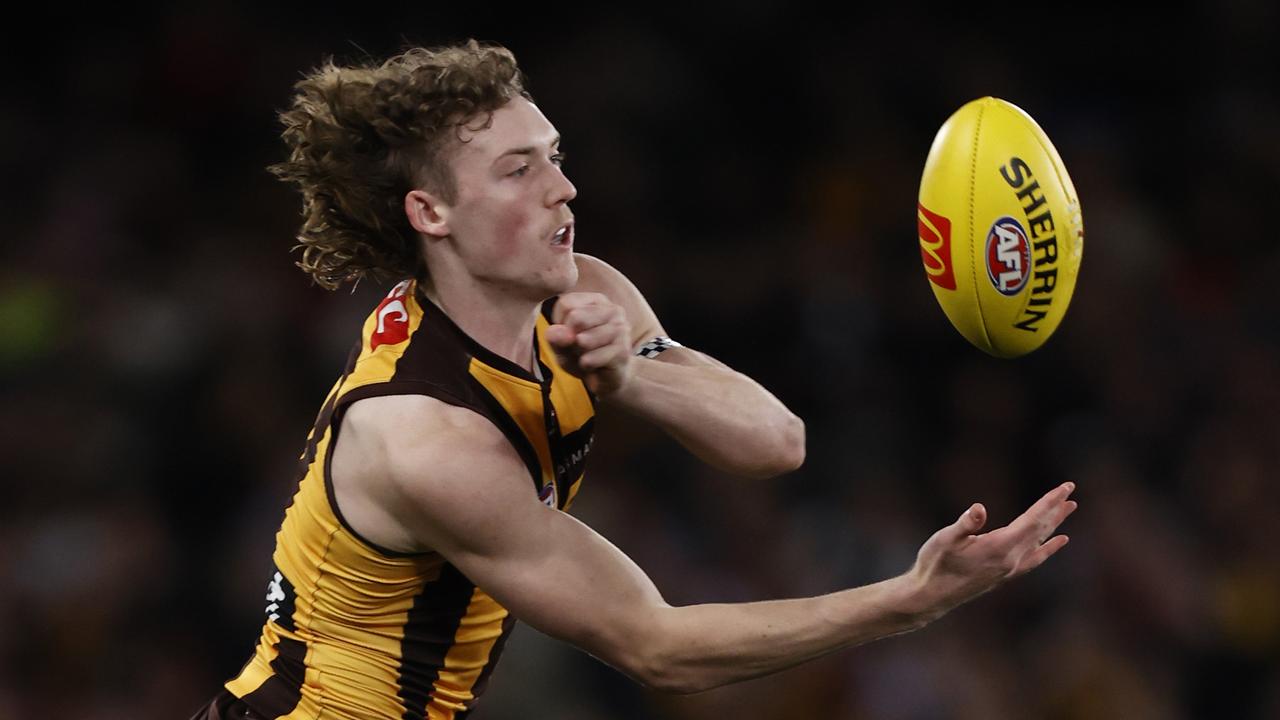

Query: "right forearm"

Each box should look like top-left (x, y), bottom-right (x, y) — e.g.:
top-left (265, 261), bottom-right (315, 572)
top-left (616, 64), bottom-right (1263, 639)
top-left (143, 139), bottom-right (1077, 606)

top-left (630, 483), bottom-right (1081, 694)
top-left (637, 573), bottom-right (932, 693)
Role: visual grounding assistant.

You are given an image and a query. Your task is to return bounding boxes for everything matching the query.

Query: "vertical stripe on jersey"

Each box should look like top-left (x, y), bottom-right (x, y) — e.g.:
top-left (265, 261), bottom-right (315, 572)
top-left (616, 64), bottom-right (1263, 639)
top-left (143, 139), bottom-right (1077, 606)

top-left (537, 368), bottom-right (568, 509)
top-left (397, 563), bottom-right (477, 720)
top-left (230, 566), bottom-right (307, 716)
top-left (468, 360), bottom-right (552, 489)
top-left (466, 614), bottom-right (517, 704)
top-left (298, 378), bottom-right (344, 477)
top-left (429, 588), bottom-right (511, 712)
top-left (534, 322), bottom-right (595, 510)
top-left (470, 375), bottom-right (544, 489)
top-left (239, 634), bottom-right (307, 717)
top-left (393, 298), bottom-right (467, 392)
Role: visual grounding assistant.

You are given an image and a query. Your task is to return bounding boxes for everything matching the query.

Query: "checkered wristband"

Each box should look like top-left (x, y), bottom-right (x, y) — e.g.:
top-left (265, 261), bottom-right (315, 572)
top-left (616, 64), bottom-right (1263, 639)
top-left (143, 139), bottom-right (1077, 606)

top-left (636, 336), bottom-right (683, 358)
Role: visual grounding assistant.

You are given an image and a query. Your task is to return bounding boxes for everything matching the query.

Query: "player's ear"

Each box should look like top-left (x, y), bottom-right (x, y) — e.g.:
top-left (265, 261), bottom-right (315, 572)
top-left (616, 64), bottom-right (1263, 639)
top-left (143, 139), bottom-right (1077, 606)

top-left (405, 189), bottom-right (450, 239)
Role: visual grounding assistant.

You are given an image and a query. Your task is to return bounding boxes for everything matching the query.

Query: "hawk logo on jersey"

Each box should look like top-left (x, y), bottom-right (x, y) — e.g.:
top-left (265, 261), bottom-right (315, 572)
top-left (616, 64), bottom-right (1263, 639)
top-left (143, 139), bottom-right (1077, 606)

top-left (371, 280), bottom-right (413, 350)
top-left (986, 216), bottom-right (1031, 296)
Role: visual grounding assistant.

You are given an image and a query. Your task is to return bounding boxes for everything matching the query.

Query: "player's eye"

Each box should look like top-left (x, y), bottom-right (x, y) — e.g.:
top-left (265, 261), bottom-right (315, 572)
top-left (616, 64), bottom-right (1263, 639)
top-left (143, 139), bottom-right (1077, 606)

top-left (551, 152), bottom-right (566, 166)
top-left (508, 165), bottom-right (529, 177)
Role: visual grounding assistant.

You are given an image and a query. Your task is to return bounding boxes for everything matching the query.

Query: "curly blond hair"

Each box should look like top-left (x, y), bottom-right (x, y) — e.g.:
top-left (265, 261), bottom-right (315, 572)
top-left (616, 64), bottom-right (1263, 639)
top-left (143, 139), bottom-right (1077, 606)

top-left (270, 41), bottom-right (530, 290)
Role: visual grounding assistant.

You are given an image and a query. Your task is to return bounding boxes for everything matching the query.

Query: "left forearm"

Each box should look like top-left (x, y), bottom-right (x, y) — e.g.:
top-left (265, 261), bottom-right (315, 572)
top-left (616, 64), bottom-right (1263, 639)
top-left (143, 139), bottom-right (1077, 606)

top-left (608, 358), bottom-right (805, 477)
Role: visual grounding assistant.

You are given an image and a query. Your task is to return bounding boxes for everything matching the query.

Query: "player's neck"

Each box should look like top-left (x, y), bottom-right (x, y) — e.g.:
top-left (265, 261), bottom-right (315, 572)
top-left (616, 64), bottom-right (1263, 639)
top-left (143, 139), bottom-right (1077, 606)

top-left (420, 276), bottom-right (542, 373)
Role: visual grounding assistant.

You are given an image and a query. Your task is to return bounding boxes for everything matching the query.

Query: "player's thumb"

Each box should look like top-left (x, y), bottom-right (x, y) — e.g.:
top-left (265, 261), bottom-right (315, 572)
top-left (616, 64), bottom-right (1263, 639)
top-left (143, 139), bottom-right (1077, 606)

top-left (959, 503), bottom-right (987, 534)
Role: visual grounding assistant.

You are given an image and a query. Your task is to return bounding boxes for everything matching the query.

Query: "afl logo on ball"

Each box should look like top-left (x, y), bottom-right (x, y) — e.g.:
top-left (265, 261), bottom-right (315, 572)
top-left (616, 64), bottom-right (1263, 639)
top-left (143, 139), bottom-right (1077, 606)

top-left (986, 216), bottom-right (1031, 296)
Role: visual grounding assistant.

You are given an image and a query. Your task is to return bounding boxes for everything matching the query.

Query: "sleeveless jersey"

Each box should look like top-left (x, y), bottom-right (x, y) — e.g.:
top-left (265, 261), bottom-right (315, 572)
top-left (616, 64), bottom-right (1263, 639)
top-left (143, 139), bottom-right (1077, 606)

top-left (225, 279), bottom-right (596, 719)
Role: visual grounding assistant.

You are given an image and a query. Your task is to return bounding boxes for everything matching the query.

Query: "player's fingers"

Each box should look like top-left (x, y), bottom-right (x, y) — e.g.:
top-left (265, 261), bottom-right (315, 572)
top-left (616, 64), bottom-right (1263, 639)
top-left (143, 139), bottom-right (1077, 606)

top-left (552, 293), bottom-right (612, 326)
top-left (1027, 496), bottom-right (1077, 545)
top-left (545, 324), bottom-right (577, 348)
top-left (1010, 482), bottom-right (1076, 539)
top-left (564, 305), bottom-right (618, 334)
top-left (1053, 500), bottom-right (1079, 535)
top-left (577, 343), bottom-right (627, 371)
top-left (550, 291), bottom-right (600, 318)
top-left (1018, 534), bottom-right (1070, 574)
top-left (550, 297), bottom-right (577, 326)
top-left (573, 320), bottom-right (629, 352)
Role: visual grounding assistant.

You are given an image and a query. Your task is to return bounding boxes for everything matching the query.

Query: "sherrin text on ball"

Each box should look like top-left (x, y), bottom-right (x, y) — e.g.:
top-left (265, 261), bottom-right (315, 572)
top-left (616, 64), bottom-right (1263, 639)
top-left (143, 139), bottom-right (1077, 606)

top-left (917, 97), bottom-right (1083, 357)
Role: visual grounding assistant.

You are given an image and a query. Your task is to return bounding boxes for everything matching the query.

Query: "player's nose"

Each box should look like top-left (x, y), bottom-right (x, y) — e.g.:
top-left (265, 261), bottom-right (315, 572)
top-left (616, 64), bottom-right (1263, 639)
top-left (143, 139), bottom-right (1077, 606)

top-left (546, 165), bottom-right (577, 207)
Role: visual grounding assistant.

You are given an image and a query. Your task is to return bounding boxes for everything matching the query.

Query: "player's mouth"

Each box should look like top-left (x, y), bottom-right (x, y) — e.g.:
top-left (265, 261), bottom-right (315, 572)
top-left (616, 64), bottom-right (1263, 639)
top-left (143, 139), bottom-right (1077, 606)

top-left (550, 222), bottom-right (574, 249)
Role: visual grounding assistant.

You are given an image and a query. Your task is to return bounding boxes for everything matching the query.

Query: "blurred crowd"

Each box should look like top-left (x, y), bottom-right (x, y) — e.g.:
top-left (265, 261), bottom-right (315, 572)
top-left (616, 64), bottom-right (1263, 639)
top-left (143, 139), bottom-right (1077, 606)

top-left (2, 3), bottom-right (1277, 719)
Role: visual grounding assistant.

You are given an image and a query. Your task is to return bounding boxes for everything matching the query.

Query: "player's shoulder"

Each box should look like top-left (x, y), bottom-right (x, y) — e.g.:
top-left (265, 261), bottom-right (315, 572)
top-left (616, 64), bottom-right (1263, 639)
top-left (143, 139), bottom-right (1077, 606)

top-left (342, 394), bottom-right (523, 496)
top-left (571, 253), bottom-right (661, 338)
top-left (344, 392), bottom-right (490, 433)
top-left (572, 253), bottom-right (638, 296)
top-left (337, 393), bottom-right (539, 554)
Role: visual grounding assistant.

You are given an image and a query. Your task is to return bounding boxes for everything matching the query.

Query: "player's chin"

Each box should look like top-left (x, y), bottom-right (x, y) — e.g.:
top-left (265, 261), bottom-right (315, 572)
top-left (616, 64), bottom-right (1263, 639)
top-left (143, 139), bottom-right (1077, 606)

top-left (551, 252), bottom-right (579, 286)
top-left (532, 258), bottom-right (579, 298)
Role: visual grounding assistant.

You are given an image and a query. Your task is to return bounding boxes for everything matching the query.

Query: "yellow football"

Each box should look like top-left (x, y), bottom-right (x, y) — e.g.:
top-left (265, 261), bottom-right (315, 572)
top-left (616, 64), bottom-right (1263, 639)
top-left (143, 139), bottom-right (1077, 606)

top-left (917, 97), bottom-right (1084, 358)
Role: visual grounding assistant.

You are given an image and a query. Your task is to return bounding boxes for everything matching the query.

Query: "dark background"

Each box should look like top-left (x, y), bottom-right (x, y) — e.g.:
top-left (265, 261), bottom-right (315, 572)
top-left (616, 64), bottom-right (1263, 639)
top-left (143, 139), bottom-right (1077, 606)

top-left (2, 3), bottom-right (1278, 718)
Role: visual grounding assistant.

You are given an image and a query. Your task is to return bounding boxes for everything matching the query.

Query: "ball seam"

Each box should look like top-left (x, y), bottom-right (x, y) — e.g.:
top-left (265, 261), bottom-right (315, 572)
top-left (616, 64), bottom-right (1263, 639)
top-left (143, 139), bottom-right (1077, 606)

top-left (1022, 105), bottom-right (1084, 274)
top-left (969, 100), bottom-right (994, 354)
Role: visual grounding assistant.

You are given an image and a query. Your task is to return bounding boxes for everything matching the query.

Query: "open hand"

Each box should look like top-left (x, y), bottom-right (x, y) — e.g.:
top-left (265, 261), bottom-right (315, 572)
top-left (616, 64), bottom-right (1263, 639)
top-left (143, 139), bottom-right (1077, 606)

top-left (906, 482), bottom-right (1078, 620)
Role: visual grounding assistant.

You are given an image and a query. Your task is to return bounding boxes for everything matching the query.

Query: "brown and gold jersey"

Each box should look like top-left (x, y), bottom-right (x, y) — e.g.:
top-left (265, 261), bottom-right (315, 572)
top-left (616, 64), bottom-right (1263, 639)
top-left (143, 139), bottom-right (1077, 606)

top-left (225, 280), bottom-right (596, 719)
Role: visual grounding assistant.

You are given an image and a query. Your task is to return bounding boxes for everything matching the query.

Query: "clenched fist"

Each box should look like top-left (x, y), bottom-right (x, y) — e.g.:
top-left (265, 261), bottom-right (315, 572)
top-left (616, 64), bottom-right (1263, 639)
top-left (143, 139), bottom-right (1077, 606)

top-left (545, 292), bottom-right (634, 396)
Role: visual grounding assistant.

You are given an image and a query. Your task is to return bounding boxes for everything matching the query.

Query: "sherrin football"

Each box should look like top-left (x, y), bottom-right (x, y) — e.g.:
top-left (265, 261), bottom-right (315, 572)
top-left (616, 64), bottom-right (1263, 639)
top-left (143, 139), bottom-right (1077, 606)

top-left (917, 97), bottom-right (1084, 358)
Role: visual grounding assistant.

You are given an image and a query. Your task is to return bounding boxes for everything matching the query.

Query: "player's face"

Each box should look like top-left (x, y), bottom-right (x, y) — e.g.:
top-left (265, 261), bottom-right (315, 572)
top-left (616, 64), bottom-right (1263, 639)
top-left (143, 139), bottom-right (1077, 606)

top-left (441, 98), bottom-right (578, 300)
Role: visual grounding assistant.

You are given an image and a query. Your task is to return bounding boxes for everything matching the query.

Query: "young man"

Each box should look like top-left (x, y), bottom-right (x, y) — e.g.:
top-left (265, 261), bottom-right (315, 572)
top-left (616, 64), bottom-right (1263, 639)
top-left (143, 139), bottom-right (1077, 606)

top-left (191, 41), bottom-right (1077, 720)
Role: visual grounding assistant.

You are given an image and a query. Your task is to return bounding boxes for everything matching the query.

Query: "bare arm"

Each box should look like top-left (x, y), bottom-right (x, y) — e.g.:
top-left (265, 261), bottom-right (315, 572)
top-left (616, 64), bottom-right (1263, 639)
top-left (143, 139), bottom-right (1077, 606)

top-left (376, 395), bottom-right (1077, 693)
top-left (611, 352), bottom-right (805, 479)
top-left (553, 253), bottom-right (805, 478)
